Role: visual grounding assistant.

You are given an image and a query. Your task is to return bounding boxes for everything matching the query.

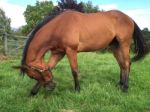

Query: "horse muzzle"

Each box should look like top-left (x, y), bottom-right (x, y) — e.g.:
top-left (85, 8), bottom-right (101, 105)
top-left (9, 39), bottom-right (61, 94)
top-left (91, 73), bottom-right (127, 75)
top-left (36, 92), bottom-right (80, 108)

top-left (44, 81), bottom-right (56, 91)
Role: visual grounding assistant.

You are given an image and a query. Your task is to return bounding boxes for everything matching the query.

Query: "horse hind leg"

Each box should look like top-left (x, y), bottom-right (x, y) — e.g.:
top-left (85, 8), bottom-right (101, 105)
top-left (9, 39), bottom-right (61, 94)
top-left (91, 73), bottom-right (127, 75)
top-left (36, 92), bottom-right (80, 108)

top-left (112, 47), bottom-right (124, 86)
top-left (110, 37), bottom-right (124, 85)
top-left (120, 44), bottom-right (131, 92)
top-left (112, 40), bottom-right (131, 92)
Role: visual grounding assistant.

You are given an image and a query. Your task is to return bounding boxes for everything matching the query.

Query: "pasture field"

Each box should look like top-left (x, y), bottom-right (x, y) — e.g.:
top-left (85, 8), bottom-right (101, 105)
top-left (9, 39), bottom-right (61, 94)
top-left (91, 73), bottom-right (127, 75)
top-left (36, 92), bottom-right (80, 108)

top-left (0, 53), bottom-right (150, 112)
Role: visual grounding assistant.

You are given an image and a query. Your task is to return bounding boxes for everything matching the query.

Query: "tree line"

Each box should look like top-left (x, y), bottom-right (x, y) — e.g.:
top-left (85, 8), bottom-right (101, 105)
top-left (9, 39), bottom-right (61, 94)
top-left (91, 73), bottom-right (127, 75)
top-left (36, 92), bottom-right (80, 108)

top-left (0, 0), bottom-right (150, 54)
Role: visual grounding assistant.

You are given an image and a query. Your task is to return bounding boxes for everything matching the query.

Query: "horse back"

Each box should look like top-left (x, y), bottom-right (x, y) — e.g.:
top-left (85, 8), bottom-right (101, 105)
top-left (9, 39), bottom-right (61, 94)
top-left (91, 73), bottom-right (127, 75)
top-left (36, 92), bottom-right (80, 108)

top-left (49, 10), bottom-right (117, 51)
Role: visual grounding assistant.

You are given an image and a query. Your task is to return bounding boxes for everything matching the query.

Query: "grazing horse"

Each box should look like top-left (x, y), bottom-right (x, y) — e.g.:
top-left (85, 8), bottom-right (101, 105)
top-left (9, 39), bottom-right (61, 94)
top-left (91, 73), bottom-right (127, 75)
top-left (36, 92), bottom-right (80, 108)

top-left (15, 9), bottom-right (148, 95)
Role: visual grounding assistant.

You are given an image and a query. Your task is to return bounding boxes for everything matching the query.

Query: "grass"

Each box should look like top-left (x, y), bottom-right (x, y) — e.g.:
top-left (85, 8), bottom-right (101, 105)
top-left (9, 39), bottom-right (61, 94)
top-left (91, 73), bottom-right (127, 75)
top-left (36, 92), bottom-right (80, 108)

top-left (0, 53), bottom-right (150, 112)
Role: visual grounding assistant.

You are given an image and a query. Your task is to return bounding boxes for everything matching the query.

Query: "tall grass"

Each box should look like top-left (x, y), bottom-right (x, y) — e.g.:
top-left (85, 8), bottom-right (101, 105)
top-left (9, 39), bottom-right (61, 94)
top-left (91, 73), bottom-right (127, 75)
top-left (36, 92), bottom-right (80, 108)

top-left (0, 53), bottom-right (150, 112)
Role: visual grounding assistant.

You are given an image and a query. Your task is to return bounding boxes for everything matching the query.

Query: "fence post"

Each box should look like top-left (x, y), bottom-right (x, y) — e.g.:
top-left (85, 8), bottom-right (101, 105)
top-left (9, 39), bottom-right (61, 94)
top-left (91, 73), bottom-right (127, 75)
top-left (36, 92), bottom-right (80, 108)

top-left (3, 32), bottom-right (8, 56)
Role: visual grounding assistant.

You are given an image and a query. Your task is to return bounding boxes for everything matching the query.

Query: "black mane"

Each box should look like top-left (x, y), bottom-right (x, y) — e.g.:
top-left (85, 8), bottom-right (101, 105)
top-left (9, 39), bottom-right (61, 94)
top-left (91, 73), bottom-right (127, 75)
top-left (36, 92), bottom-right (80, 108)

top-left (21, 0), bottom-right (84, 71)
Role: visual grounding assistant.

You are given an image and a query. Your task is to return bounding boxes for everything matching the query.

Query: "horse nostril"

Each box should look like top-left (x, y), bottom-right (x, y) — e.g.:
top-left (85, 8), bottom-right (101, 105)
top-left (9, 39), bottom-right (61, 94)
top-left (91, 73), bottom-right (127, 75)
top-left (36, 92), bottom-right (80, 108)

top-left (45, 81), bottom-right (56, 91)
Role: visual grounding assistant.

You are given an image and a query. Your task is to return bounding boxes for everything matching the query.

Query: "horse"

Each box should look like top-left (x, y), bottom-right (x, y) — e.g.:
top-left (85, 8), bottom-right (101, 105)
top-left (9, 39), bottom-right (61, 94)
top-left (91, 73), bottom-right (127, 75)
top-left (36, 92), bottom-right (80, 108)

top-left (14, 9), bottom-right (148, 95)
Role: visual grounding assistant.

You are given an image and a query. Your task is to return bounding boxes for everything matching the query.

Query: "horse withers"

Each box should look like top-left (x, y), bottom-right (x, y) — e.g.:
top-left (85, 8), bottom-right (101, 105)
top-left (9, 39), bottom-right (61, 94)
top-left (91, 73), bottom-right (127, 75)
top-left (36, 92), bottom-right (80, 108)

top-left (14, 9), bottom-right (148, 95)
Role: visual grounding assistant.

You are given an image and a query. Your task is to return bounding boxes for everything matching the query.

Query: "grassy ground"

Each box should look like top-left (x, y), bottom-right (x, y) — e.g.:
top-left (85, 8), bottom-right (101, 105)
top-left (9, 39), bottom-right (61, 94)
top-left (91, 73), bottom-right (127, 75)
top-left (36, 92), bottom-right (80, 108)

top-left (0, 53), bottom-right (150, 112)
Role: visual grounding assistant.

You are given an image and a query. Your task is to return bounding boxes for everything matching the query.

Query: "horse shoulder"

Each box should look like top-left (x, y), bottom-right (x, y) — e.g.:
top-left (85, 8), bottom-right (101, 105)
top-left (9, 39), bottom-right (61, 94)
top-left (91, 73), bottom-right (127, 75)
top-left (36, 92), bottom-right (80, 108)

top-left (50, 11), bottom-right (82, 49)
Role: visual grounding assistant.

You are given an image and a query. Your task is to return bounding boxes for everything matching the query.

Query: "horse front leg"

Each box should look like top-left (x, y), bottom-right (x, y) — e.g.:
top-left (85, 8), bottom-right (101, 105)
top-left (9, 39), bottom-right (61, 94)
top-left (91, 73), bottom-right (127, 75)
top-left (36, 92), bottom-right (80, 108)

top-left (48, 51), bottom-right (65, 70)
top-left (66, 48), bottom-right (80, 92)
top-left (30, 81), bottom-right (41, 96)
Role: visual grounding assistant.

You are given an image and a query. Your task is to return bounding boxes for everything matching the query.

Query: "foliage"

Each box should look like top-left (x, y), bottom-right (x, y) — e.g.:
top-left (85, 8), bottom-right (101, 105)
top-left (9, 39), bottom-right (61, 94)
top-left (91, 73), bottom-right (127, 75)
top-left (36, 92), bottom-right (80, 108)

top-left (83, 1), bottom-right (99, 13)
top-left (22, 1), bottom-right (54, 34)
top-left (0, 53), bottom-right (150, 112)
top-left (56, 0), bottom-right (84, 12)
top-left (11, 27), bottom-right (25, 36)
top-left (0, 8), bottom-right (11, 54)
top-left (55, 0), bottom-right (99, 13)
top-left (0, 8), bottom-right (11, 35)
top-left (142, 28), bottom-right (150, 50)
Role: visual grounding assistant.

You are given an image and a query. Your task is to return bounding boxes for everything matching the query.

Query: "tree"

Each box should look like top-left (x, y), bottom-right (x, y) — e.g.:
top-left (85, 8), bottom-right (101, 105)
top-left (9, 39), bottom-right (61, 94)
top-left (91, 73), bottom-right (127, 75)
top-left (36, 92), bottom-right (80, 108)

top-left (83, 1), bottom-right (99, 13)
top-left (55, 0), bottom-right (99, 13)
top-left (22, 1), bottom-right (54, 34)
top-left (0, 8), bottom-right (11, 55)
top-left (56, 0), bottom-right (84, 12)
top-left (142, 28), bottom-right (150, 50)
top-left (0, 8), bottom-right (11, 35)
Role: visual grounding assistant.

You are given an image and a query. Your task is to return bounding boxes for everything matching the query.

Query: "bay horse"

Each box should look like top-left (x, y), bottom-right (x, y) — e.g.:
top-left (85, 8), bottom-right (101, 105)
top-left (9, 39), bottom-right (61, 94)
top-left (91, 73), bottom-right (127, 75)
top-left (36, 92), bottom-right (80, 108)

top-left (15, 9), bottom-right (148, 95)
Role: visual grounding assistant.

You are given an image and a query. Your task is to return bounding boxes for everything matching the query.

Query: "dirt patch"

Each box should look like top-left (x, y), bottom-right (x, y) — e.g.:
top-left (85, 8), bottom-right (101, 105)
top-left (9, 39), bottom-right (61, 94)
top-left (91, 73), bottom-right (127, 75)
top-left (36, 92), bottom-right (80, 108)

top-left (61, 109), bottom-right (74, 112)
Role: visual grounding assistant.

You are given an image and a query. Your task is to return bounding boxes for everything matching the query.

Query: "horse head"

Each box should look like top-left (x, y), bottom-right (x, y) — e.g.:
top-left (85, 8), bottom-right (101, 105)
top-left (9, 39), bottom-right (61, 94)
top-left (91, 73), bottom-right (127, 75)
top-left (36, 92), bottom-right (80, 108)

top-left (13, 65), bottom-right (56, 95)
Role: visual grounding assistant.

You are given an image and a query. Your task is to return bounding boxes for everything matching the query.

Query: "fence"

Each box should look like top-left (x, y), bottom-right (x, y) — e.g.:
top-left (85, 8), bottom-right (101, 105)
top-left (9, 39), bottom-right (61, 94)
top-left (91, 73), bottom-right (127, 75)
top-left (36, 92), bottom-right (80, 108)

top-left (0, 32), bottom-right (27, 56)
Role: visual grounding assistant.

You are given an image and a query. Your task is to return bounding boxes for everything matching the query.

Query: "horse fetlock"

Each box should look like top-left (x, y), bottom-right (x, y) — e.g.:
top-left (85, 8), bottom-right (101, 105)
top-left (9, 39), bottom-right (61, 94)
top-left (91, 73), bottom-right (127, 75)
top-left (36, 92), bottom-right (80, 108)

top-left (75, 85), bottom-right (80, 92)
top-left (119, 80), bottom-right (124, 86)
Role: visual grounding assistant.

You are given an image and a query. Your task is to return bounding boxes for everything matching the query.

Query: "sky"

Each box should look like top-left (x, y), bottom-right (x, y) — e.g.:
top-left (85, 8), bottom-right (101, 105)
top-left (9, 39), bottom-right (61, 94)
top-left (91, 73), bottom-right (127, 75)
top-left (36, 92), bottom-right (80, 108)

top-left (0, 0), bottom-right (150, 29)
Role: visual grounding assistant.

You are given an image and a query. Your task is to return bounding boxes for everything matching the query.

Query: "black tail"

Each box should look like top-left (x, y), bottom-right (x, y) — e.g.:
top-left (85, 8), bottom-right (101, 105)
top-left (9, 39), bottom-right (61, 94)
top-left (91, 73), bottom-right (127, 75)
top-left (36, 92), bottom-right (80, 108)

top-left (132, 22), bottom-right (149, 61)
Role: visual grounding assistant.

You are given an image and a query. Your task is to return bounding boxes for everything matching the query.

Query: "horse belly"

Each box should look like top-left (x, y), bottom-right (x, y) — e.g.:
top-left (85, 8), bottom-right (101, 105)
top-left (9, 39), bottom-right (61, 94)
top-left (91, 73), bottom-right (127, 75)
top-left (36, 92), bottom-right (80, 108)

top-left (77, 17), bottom-right (115, 52)
top-left (78, 36), bottom-right (113, 52)
top-left (78, 28), bottom-right (114, 52)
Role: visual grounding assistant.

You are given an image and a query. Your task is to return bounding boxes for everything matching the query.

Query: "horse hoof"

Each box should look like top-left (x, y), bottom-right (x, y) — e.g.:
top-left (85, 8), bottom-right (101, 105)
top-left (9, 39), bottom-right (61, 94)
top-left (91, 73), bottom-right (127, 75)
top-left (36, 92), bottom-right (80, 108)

top-left (121, 85), bottom-right (128, 93)
top-left (122, 88), bottom-right (128, 93)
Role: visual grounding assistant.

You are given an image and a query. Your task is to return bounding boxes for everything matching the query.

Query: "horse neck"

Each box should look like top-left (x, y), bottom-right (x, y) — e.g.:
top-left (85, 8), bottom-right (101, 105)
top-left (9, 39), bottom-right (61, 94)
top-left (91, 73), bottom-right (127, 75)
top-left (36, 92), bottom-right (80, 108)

top-left (26, 34), bottom-right (51, 68)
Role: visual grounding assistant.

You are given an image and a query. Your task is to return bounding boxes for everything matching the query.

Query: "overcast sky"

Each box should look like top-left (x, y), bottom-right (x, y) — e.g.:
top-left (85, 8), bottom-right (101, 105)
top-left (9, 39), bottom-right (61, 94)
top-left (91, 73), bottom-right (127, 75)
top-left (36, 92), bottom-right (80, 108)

top-left (0, 0), bottom-right (150, 29)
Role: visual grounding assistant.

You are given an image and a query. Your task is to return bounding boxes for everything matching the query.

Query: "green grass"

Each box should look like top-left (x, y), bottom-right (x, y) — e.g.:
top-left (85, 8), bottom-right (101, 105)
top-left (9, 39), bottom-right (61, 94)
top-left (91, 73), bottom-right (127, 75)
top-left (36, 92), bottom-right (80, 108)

top-left (0, 53), bottom-right (150, 112)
